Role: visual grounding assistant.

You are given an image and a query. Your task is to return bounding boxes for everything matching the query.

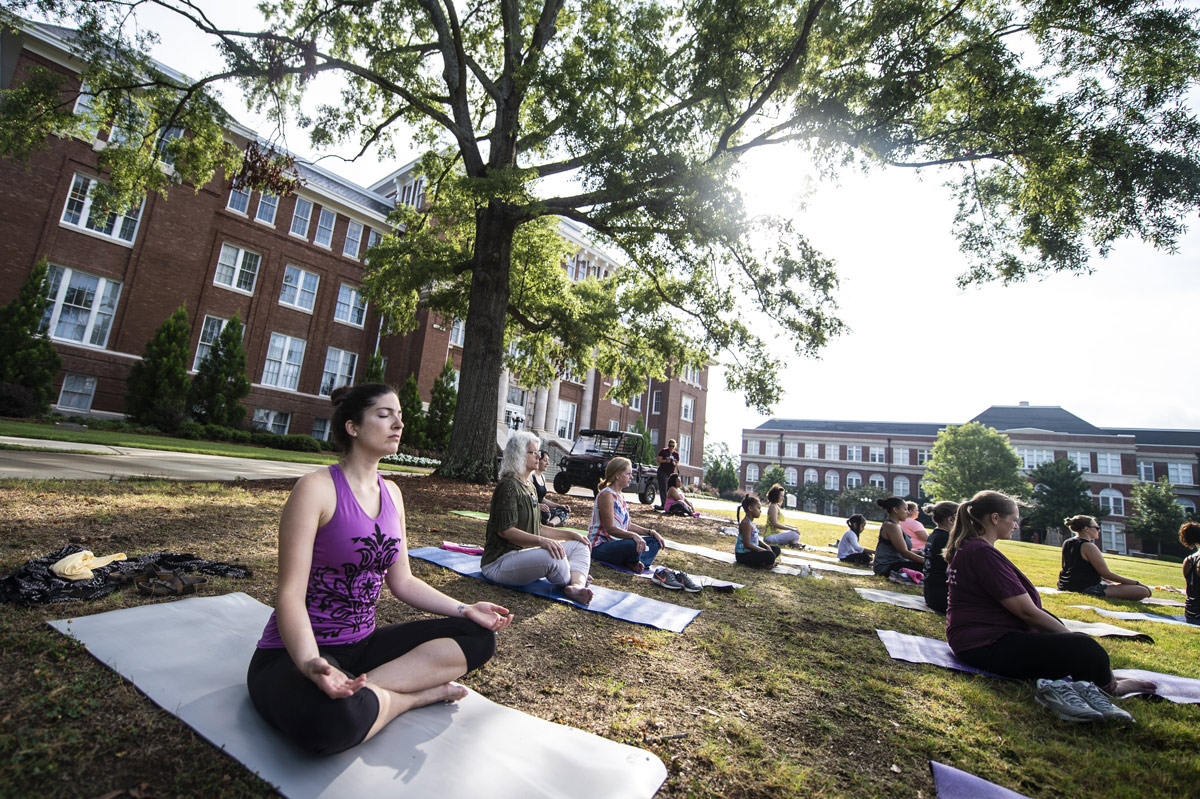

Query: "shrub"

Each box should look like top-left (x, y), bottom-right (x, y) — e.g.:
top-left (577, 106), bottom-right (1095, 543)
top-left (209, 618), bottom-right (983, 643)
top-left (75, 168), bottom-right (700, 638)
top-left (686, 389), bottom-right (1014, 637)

top-left (177, 420), bottom-right (206, 440)
top-left (0, 260), bottom-right (61, 415)
top-left (277, 434), bottom-right (321, 453)
top-left (0, 381), bottom-right (37, 418)
top-left (125, 306), bottom-right (191, 433)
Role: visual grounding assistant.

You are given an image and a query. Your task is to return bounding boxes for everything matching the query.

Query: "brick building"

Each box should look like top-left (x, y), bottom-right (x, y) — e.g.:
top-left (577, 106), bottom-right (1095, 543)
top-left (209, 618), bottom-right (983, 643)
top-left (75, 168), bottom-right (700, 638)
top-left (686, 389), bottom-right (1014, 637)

top-left (0, 19), bottom-right (707, 478)
top-left (741, 403), bottom-right (1200, 554)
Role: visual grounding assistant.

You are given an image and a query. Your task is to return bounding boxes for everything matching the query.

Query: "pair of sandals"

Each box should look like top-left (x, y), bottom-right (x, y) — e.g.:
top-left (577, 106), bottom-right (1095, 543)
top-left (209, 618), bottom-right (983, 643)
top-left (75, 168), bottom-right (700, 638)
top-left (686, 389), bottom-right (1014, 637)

top-left (111, 564), bottom-right (210, 596)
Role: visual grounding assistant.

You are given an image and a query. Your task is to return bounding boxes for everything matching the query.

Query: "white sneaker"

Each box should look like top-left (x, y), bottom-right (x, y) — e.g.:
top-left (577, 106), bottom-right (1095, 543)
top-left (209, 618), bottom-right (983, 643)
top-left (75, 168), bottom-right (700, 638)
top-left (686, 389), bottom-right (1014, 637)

top-left (1072, 681), bottom-right (1135, 723)
top-left (1035, 679), bottom-right (1102, 722)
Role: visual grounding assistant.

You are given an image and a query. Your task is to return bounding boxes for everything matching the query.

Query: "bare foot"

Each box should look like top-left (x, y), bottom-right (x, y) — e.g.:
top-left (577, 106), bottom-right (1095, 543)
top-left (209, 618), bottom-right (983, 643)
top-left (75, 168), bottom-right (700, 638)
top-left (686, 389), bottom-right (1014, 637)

top-left (1111, 677), bottom-right (1157, 696)
top-left (563, 584), bottom-right (593, 605)
top-left (406, 682), bottom-right (469, 711)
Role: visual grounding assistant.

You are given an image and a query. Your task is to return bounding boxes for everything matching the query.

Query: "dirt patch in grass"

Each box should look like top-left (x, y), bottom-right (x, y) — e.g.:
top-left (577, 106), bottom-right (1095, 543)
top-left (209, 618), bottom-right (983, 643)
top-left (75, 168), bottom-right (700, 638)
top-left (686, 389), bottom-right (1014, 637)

top-left (2, 475), bottom-right (1197, 799)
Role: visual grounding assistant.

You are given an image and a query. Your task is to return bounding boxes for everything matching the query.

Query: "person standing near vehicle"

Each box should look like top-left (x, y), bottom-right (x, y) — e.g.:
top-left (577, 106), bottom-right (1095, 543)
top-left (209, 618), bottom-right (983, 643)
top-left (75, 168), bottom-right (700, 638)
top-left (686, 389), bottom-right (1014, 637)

top-left (656, 439), bottom-right (679, 510)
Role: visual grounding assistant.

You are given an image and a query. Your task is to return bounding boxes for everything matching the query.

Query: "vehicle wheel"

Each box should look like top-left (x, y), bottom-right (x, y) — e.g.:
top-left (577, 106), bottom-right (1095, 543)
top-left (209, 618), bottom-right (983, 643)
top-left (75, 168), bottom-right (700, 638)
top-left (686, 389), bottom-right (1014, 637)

top-left (638, 480), bottom-right (657, 506)
top-left (553, 472), bottom-right (572, 495)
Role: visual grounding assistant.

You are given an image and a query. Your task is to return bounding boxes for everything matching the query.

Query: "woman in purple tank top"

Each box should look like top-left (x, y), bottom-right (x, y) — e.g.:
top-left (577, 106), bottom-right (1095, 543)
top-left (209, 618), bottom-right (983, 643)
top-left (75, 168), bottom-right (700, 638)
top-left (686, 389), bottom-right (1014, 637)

top-left (247, 383), bottom-right (512, 756)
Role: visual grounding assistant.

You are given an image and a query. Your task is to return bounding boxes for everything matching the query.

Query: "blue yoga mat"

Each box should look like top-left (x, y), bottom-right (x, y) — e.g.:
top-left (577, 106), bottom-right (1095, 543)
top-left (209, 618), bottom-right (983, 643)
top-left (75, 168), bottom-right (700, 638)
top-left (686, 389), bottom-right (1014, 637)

top-left (410, 546), bottom-right (700, 633)
top-left (930, 761), bottom-right (1033, 799)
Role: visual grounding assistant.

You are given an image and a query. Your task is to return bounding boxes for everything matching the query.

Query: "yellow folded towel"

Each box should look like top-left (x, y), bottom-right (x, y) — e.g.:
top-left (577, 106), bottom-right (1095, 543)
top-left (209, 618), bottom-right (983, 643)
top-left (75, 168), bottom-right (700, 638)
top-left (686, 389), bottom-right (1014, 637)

top-left (51, 550), bottom-right (128, 581)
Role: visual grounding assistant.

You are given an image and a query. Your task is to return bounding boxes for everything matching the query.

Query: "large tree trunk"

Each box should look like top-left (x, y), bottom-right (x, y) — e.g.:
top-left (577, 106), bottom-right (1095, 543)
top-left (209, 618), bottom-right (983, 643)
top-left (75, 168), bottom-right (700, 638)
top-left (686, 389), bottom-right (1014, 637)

top-left (437, 202), bottom-right (517, 483)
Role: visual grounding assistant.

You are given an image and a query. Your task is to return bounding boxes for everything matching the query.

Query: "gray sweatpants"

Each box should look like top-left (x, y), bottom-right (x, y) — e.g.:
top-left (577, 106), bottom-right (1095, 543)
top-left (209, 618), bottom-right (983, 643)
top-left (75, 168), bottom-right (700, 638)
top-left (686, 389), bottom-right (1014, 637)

top-left (764, 530), bottom-right (800, 547)
top-left (480, 540), bottom-right (591, 586)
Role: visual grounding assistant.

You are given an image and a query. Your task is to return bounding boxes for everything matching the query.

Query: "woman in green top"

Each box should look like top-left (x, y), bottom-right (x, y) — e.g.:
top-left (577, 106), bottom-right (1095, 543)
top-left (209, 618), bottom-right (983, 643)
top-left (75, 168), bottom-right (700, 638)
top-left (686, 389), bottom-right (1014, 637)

top-left (481, 432), bottom-right (593, 605)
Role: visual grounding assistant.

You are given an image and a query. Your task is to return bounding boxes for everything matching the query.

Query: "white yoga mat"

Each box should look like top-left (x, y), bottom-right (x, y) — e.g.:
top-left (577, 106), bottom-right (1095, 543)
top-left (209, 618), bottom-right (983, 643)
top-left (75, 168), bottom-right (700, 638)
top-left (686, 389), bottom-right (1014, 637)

top-left (664, 539), bottom-right (867, 576)
top-left (48, 593), bottom-right (667, 799)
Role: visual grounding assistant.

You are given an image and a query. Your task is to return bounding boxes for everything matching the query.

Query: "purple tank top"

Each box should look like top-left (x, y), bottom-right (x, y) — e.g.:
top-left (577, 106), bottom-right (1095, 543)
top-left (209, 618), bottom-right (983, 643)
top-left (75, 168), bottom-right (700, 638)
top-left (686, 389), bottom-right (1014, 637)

top-left (257, 464), bottom-right (403, 648)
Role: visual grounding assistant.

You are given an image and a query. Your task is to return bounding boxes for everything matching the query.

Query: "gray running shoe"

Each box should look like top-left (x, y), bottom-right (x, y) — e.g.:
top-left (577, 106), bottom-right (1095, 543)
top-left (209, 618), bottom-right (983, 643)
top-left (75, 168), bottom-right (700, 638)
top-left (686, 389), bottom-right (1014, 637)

top-left (1035, 679), bottom-right (1102, 722)
top-left (674, 571), bottom-right (701, 593)
top-left (651, 567), bottom-right (683, 590)
top-left (1072, 681), bottom-right (1135, 723)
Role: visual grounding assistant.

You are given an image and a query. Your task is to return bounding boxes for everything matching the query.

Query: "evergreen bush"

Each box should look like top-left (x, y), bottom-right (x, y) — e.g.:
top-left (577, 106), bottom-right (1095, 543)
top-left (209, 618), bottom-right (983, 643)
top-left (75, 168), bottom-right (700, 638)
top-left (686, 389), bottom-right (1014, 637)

top-left (0, 259), bottom-right (61, 415)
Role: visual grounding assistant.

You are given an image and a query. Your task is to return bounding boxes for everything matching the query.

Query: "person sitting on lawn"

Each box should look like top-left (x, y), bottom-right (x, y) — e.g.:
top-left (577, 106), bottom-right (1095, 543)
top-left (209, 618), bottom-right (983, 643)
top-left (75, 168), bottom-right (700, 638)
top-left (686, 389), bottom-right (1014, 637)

top-left (1181, 521), bottom-right (1200, 625)
top-left (735, 495), bottom-right (780, 569)
top-left (482, 431), bottom-right (594, 605)
top-left (946, 490), bottom-right (1155, 705)
top-left (900, 501), bottom-right (929, 547)
top-left (662, 473), bottom-right (699, 517)
top-left (1056, 515), bottom-right (1151, 600)
top-left (762, 484), bottom-right (802, 547)
top-left (872, 496), bottom-right (925, 581)
top-left (587, 457), bottom-right (670, 581)
top-left (921, 501), bottom-right (959, 614)
top-left (247, 383), bottom-right (513, 756)
top-left (837, 514), bottom-right (873, 566)
top-left (532, 450), bottom-right (570, 527)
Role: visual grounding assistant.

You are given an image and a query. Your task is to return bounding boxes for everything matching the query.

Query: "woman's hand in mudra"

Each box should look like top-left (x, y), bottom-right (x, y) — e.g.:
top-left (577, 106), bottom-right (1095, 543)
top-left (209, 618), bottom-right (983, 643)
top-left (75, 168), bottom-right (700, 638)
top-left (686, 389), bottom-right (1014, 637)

top-left (302, 656), bottom-right (366, 699)
top-left (465, 601), bottom-right (514, 632)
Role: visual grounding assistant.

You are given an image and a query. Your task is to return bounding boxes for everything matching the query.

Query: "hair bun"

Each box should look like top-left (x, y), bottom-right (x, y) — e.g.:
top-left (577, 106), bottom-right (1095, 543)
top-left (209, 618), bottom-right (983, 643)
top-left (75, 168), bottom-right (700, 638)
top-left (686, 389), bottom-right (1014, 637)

top-left (875, 498), bottom-right (888, 508)
top-left (330, 385), bottom-right (350, 407)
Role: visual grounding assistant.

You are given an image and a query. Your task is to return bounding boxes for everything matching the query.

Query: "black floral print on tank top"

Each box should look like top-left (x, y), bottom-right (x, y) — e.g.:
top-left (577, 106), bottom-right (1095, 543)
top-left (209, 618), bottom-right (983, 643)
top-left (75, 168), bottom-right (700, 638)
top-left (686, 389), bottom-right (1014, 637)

top-left (306, 524), bottom-right (401, 640)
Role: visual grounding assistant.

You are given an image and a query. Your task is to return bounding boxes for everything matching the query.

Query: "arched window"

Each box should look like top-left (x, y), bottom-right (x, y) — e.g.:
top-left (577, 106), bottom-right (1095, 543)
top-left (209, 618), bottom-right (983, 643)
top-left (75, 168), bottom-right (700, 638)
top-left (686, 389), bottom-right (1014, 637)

top-left (804, 468), bottom-right (818, 484)
top-left (893, 476), bottom-right (910, 497)
top-left (1178, 498), bottom-right (1196, 516)
top-left (746, 464), bottom-right (759, 484)
top-left (869, 473), bottom-right (886, 488)
top-left (1098, 488), bottom-right (1125, 517)
top-left (825, 470), bottom-right (840, 491)
top-left (846, 472), bottom-right (863, 488)
top-left (784, 467), bottom-right (798, 486)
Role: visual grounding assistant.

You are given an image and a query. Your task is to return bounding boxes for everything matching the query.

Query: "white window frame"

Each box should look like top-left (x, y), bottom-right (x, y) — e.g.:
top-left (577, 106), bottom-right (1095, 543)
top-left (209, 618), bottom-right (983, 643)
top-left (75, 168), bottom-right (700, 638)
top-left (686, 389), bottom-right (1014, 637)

top-left (213, 243), bottom-right (262, 295)
top-left (555, 400), bottom-right (578, 440)
top-left (747, 464), bottom-right (760, 484)
top-left (290, 197), bottom-right (313, 238)
top-left (846, 445), bottom-right (862, 462)
top-left (193, 314), bottom-right (227, 370)
top-left (227, 184), bottom-right (251, 214)
top-left (1068, 451), bottom-right (1091, 473)
top-left (824, 470), bottom-right (839, 491)
top-left (279, 265), bottom-right (320, 313)
top-left (255, 193), bottom-right (278, 226)
top-left (631, 393), bottom-right (642, 411)
top-left (314, 208), bottom-right (336, 248)
top-left (1017, 448), bottom-right (1054, 470)
top-left (916, 449), bottom-right (933, 466)
top-left (608, 419), bottom-right (619, 432)
top-left (449, 318), bottom-right (465, 347)
top-left (261, 333), bottom-right (306, 391)
top-left (57, 373), bottom-right (97, 411)
top-left (846, 471), bottom-right (863, 488)
top-left (893, 447), bottom-right (909, 466)
top-left (252, 408), bottom-right (291, 435)
top-left (869, 446), bottom-right (886, 463)
top-left (681, 395), bottom-right (695, 422)
top-left (343, 220), bottom-right (364, 259)
top-left (154, 126), bottom-right (184, 168)
top-left (894, 475), bottom-right (911, 496)
top-left (1100, 522), bottom-right (1127, 555)
top-left (311, 417), bottom-right (330, 442)
top-left (1137, 461), bottom-right (1155, 482)
top-left (1168, 463), bottom-right (1194, 486)
top-left (334, 284), bottom-right (368, 328)
top-left (1178, 498), bottom-right (1196, 516)
top-left (785, 441), bottom-right (798, 458)
top-left (825, 444), bottom-right (840, 461)
top-left (747, 440), bottom-right (760, 455)
top-left (869, 473), bottom-right (886, 488)
top-left (1097, 489), bottom-right (1125, 517)
top-left (320, 347), bottom-right (358, 397)
top-left (41, 265), bottom-right (122, 349)
top-left (1096, 452), bottom-right (1122, 476)
top-left (804, 468), bottom-right (818, 484)
top-left (805, 442), bottom-right (818, 459)
top-left (650, 428), bottom-right (659, 446)
top-left (764, 440), bottom-right (778, 457)
top-left (61, 173), bottom-right (142, 245)
top-left (784, 467), bottom-right (798, 486)
top-left (652, 391), bottom-right (662, 414)
top-left (679, 433), bottom-right (692, 466)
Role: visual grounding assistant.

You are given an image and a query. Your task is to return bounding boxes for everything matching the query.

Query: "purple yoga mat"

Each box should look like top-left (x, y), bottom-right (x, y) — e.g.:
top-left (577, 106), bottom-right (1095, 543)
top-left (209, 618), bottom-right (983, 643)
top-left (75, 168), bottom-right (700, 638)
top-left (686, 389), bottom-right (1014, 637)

top-left (930, 761), bottom-right (1034, 799)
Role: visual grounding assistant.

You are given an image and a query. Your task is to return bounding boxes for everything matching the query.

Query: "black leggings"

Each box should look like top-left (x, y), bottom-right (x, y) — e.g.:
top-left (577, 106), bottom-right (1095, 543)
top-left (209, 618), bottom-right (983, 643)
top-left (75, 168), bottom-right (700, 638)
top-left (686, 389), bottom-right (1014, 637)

top-left (247, 618), bottom-right (496, 756)
top-left (735, 545), bottom-right (781, 569)
top-left (955, 631), bottom-right (1113, 686)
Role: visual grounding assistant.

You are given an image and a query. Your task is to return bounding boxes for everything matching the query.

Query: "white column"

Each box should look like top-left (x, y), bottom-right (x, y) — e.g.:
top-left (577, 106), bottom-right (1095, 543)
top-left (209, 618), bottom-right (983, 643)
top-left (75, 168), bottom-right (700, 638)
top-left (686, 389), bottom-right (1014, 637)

top-left (544, 379), bottom-right (561, 441)
top-left (532, 386), bottom-right (549, 433)
top-left (497, 368), bottom-right (509, 425)
top-left (581, 369), bottom-right (596, 430)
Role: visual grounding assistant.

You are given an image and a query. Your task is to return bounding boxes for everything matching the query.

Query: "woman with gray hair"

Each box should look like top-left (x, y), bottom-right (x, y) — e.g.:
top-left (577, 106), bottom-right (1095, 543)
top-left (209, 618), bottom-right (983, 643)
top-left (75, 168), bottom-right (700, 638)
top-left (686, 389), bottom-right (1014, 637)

top-left (481, 432), bottom-right (594, 605)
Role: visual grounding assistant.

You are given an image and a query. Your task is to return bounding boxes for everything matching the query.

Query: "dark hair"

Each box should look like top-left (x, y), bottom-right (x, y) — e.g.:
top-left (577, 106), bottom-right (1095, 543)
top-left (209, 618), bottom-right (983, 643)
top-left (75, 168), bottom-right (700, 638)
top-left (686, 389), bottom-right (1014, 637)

top-left (1064, 515), bottom-right (1097, 534)
top-left (877, 496), bottom-right (907, 515)
top-left (668, 473), bottom-right (682, 489)
top-left (846, 514), bottom-right (866, 529)
top-left (924, 501), bottom-right (959, 526)
top-left (944, 490), bottom-right (1020, 564)
top-left (1180, 521), bottom-right (1200, 549)
top-left (330, 382), bottom-right (397, 452)
top-left (766, 484), bottom-right (785, 504)
top-left (737, 494), bottom-right (760, 524)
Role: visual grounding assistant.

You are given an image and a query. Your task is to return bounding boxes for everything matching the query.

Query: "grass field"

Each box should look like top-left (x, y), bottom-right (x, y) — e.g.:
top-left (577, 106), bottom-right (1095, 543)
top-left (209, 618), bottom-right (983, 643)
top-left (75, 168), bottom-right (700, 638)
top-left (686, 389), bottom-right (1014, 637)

top-left (0, 478), bottom-right (1196, 799)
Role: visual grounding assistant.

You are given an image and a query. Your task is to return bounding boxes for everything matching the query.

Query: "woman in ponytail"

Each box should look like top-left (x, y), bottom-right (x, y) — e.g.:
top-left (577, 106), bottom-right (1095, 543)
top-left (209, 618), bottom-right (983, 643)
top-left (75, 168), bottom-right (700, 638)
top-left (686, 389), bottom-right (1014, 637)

top-left (1056, 515), bottom-right (1150, 600)
top-left (920, 501), bottom-right (958, 613)
top-left (946, 491), bottom-right (1155, 699)
top-left (735, 494), bottom-right (780, 568)
top-left (872, 496), bottom-right (925, 580)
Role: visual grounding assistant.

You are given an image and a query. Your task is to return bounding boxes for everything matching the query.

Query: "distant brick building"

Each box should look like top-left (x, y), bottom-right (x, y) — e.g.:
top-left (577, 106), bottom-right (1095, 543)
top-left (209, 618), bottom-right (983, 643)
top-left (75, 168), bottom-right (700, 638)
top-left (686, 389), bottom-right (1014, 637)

top-left (742, 403), bottom-right (1200, 554)
top-left (0, 19), bottom-right (707, 480)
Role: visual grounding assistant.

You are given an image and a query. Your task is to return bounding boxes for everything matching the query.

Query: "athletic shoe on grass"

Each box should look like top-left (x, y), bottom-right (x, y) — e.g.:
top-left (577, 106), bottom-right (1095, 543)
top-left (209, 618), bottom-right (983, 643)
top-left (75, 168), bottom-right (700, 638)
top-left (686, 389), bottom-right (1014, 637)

top-left (1073, 681), bottom-right (1134, 722)
top-left (674, 571), bottom-right (701, 593)
top-left (888, 571), bottom-right (917, 585)
top-left (1035, 679), bottom-right (1102, 722)
top-left (651, 567), bottom-right (684, 590)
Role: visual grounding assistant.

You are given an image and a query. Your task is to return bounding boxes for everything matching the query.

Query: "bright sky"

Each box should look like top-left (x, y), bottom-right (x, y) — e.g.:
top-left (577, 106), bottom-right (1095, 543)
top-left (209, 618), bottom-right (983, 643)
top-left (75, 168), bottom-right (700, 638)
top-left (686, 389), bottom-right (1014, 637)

top-left (58, 4), bottom-right (1200, 458)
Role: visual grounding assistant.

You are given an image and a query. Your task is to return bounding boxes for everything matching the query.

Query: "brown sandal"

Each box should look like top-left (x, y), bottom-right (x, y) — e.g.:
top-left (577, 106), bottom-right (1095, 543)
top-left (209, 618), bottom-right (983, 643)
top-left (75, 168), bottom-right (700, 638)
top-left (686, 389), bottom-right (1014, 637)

top-left (135, 572), bottom-right (208, 596)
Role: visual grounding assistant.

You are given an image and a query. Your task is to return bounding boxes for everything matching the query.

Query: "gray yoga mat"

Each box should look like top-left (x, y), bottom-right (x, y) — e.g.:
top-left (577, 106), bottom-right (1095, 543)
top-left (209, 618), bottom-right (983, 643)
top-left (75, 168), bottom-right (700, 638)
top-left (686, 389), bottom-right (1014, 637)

top-left (1068, 605), bottom-right (1193, 627)
top-left (48, 593), bottom-right (667, 799)
top-left (664, 539), bottom-right (866, 576)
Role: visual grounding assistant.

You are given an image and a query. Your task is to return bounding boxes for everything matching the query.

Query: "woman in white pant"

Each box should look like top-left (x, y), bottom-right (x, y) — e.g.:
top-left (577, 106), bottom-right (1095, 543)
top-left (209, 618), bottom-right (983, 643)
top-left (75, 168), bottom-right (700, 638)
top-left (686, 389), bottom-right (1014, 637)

top-left (481, 432), bottom-right (593, 605)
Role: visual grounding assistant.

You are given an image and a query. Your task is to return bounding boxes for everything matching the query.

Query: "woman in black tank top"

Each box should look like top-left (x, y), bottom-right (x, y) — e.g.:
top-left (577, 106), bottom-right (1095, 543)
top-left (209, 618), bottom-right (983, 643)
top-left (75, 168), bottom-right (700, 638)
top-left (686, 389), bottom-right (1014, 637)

top-left (1056, 515), bottom-right (1150, 600)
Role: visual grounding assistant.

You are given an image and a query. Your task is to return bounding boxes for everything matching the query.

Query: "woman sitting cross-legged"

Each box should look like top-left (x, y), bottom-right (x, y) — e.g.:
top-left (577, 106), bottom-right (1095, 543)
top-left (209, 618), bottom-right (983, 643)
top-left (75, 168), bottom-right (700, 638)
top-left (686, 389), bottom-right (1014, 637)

top-left (246, 383), bottom-right (513, 756)
top-left (872, 496), bottom-right (925, 581)
top-left (947, 490), bottom-right (1155, 719)
top-left (588, 457), bottom-right (666, 576)
top-left (532, 450), bottom-right (570, 527)
top-left (1056, 515), bottom-right (1151, 600)
top-left (735, 494), bottom-right (780, 569)
top-left (481, 432), bottom-right (594, 605)
top-left (762, 484), bottom-right (802, 547)
top-left (662, 474), bottom-right (699, 517)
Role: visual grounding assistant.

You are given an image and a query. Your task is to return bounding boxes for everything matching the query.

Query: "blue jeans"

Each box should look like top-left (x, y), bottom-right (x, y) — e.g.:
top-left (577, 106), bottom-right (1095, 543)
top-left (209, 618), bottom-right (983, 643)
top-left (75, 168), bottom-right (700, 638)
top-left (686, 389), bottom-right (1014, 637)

top-left (592, 536), bottom-right (661, 569)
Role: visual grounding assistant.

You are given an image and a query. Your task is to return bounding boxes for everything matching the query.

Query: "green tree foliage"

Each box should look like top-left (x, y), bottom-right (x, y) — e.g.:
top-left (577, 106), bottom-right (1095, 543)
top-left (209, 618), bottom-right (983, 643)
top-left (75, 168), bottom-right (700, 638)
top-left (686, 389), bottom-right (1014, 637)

top-left (1026, 458), bottom-right (1105, 541)
top-left (795, 481), bottom-right (836, 514)
top-left (703, 442), bottom-right (739, 495)
top-left (424, 361), bottom-right (457, 453)
top-left (754, 465), bottom-right (787, 498)
top-left (125, 305), bottom-right (191, 432)
top-left (6, 2), bottom-right (1200, 480)
top-left (837, 485), bottom-right (891, 518)
top-left (922, 422), bottom-right (1032, 503)
top-left (397, 374), bottom-right (427, 449)
top-left (0, 259), bottom-right (61, 415)
top-left (361, 353), bottom-right (386, 384)
top-left (190, 314), bottom-right (249, 428)
top-left (1126, 477), bottom-right (1188, 556)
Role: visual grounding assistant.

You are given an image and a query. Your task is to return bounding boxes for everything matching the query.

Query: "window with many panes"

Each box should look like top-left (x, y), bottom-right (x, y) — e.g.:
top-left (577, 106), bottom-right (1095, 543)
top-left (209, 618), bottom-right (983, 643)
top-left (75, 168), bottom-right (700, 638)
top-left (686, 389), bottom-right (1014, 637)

top-left (746, 440), bottom-right (760, 455)
top-left (679, 433), bottom-right (692, 466)
top-left (214, 243), bottom-right (261, 294)
top-left (916, 449), bottom-right (933, 465)
top-left (556, 400), bottom-right (577, 439)
top-left (825, 470), bottom-right (839, 490)
top-left (365, 229), bottom-right (381, 262)
top-left (608, 420), bottom-right (619, 432)
top-left (279, 265), bottom-right (320, 312)
top-left (681, 395), bottom-right (695, 421)
top-left (893, 447), bottom-right (909, 465)
top-left (154, 127), bottom-right (184, 168)
top-left (314, 208), bottom-right (336, 248)
top-left (894, 475), bottom-right (910, 496)
top-left (312, 418), bottom-right (330, 442)
top-left (1096, 452), bottom-right (1121, 475)
top-left (805, 442), bottom-right (818, 459)
top-left (320, 347), bottom-right (357, 396)
top-left (42, 265), bottom-right (122, 348)
top-left (846, 472), bottom-right (862, 488)
top-left (784, 467), bottom-right (798, 485)
top-left (252, 408), bottom-right (291, 435)
top-left (1097, 489), bottom-right (1125, 516)
top-left (784, 441), bottom-right (798, 458)
top-left (343, 220), bottom-right (364, 258)
top-left (335, 284), bottom-right (367, 327)
top-left (261, 333), bottom-right (306, 390)
top-left (449, 318), bottom-right (465, 346)
top-left (192, 315), bottom-right (226, 370)
top-left (57, 373), bottom-right (97, 411)
top-left (846, 445), bottom-right (862, 462)
top-left (869, 473), bottom-right (886, 488)
top-left (227, 183), bottom-right (251, 214)
top-left (1068, 451), bottom-right (1091, 472)
top-left (255, 193), bottom-right (278, 225)
top-left (804, 468), bottom-right (818, 484)
top-left (1137, 461), bottom-right (1155, 481)
top-left (765, 440), bottom-right (778, 457)
top-left (652, 391), bottom-right (662, 414)
top-left (1169, 463), bottom-right (1194, 485)
top-left (825, 444), bottom-right (840, 460)
top-left (869, 446), bottom-right (886, 463)
top-left (1100, 522), bottom-right (1126, 554)
top-left (631, 393), bottom-right (642, 411)
top-left (746, 464), bottom-right (760, 484)
top-left (1016, 448), bottom-right (1054, 469)
top-left (290, 197), bottom-right (313, 237)
top-left (62, 174), bottom-right (142, 244)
